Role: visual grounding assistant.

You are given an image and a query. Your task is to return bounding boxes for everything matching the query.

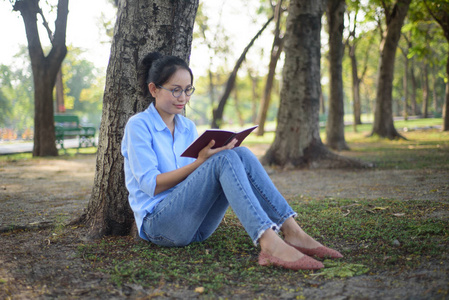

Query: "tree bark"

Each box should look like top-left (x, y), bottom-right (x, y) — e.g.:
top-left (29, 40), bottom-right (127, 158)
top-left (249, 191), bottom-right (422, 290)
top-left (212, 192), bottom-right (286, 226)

top-left (81, 0), bottom-right (199, 239)
top-left (325, 0), bottom-right (349, 151)
top-left (211, 16), bottom-right (273, 128)
top-left (261, 0), bottom-right (367, 169)
top-left (13, 0), bottom-right (68, 156)
top-left (256, 0), bottom-right (284, 136)
top-left (371, 0), bottom-right (411, 139)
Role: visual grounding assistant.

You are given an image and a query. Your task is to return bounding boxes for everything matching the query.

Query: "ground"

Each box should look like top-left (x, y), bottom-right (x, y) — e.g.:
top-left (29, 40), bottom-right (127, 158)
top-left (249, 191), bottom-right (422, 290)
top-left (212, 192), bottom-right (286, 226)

top-left (0, 144), bottom-right (448, 299)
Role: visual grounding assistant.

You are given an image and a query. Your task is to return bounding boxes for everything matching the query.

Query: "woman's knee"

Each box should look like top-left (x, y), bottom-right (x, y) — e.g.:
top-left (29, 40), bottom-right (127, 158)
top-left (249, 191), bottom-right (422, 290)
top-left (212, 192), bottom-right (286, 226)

top-left (233, 146), bottom-right (252, 157)
top-left (213, 148), bottom-right (240, 162)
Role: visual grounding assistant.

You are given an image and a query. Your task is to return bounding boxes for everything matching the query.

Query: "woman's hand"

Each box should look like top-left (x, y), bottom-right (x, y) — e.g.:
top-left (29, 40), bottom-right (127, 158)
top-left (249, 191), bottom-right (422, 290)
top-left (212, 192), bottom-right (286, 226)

top-left (154, 139), bottom-right (238, 195)
top-left (197, 138), bottom-right (238, 163)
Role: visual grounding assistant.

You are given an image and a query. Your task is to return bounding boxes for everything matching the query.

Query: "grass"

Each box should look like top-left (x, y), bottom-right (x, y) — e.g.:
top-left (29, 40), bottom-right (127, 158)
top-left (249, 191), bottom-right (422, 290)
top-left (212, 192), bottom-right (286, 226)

top-left (77, 198), bottom-right (448, 294)
top-left (72, 118), bottom-right (449, 296)
top-left (2, 118), bottom-right (448, 296)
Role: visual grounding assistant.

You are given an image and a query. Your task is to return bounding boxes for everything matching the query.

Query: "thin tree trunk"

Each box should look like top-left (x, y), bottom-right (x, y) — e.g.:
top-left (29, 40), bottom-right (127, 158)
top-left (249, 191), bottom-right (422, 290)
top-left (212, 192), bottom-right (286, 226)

top-left (423, 0), bottom-right (448, 130)
top-left (410, 58), bottom-right (418, 115)
top-left (211, 16), bottom-right (273, 128)
top-left (349, 45), bottom-right (362, 126)
top-left (431, 66), bottom-right (438, 116)
top-left (422, 63), bottom-right (429, 118)
top-left (326, 0), bottom-right (349, 151)
top-left (256, 0), bottom-right (284, 136)
top-left (55, 68), bottom-right (65, 112)
top-left (320, 91), bottom-right (326, 115)
top-left (444, 55), bottom-right (449, 131)
top-left (402, 55), bottom-right (409, 120)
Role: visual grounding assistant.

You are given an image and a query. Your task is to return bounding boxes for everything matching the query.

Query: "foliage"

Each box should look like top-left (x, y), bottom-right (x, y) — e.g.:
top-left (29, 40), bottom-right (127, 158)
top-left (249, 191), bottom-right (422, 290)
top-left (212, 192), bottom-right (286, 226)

top-left (62, 47), bottom-right (103, 128)
top-left (0, 47), bottom-right (34, 133)
top-left (0, 45), bottom-right (104, 136)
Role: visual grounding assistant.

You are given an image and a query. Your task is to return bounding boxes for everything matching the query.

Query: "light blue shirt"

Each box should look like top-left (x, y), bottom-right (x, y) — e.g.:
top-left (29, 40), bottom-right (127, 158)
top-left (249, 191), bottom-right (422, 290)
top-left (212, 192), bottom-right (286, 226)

top-left (121, 103), bottom-right (197, 240)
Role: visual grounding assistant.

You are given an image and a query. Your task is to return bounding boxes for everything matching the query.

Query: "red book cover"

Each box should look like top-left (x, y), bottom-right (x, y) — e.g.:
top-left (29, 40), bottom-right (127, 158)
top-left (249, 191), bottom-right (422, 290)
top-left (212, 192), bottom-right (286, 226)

top-left (181, 125), bottom-right (258, 158)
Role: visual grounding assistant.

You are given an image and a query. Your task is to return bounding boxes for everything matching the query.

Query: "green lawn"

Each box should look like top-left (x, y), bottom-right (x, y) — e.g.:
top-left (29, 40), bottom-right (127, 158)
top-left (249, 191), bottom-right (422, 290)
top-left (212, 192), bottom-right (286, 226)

top-left (73, 118), bottom-right (448, 296)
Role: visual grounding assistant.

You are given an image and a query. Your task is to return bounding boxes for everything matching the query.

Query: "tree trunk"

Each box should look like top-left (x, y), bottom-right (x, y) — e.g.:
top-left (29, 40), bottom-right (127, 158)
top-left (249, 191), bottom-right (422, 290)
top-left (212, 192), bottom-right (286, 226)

top-left (55, 68), bottom-right (65, 112)
top-left (431, 66), bottom-right (438, 116)
top-left (211, 16), bottom-right (273, 128)
top-left (81, 0), bottom-right (199, 239)
top-left (371, 0), bottom-right (411, 139)
top-left (261, 0), bottom-right (367, 169)
top-left (14, 0), bottom-right (68, 156)
top-left (443, 50), bottom-right (449, 131)
top-left (349, 44), bottom-right (362, 126)
top-left (326, 0), bottom-right (349, 151)
top-left (410, 58), bottom-right (418, 115)
top-left (256, 0), bottom-right (284, 136)
top-left (402, 54), bottom-right (409, 120)
top-left (422, 63), bottom-right (429, 118)
top-left (423, 0), bottom-right (448, 130)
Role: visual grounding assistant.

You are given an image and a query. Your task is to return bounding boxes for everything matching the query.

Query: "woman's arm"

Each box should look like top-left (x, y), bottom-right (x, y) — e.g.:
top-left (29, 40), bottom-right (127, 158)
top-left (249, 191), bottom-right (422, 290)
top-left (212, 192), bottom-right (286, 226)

top-left (154, 138), bottom-right (238, 195)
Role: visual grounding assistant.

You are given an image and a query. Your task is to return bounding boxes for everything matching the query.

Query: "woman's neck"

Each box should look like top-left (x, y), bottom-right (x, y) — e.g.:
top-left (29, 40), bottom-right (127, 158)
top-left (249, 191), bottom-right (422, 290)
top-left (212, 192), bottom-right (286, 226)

top-left (159, 112), bottom-right (175, 136)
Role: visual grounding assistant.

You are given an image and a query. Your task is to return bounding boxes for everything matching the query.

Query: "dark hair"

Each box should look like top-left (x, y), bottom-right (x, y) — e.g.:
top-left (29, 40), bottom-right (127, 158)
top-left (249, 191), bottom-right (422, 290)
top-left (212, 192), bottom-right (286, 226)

top-left (139, 52), bottom-right (194, 100)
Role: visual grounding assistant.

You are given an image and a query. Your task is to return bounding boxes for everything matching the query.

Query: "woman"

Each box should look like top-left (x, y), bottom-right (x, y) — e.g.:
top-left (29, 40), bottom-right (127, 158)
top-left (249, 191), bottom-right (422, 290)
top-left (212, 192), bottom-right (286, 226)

top-left (121, 52), bottom-right (343, 271)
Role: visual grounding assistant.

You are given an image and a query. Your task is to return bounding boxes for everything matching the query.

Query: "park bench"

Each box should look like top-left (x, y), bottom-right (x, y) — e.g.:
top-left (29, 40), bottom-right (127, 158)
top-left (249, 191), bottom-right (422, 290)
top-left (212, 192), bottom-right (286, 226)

top-left (54, 114), bottom-right (96, 150)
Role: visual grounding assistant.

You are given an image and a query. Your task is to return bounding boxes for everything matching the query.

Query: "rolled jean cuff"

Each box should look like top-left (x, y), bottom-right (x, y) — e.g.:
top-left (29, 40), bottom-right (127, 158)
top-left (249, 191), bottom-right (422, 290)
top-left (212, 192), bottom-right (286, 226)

top-left (253, 223), bottom-right (279, 246)
top-left (279, 212), bottom-right (298, 229)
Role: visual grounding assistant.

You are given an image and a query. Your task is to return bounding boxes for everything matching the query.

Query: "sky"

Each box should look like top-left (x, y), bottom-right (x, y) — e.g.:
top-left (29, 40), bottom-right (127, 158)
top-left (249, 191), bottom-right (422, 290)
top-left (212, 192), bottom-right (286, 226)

top-left (0, 0), bottom-right (272, 76)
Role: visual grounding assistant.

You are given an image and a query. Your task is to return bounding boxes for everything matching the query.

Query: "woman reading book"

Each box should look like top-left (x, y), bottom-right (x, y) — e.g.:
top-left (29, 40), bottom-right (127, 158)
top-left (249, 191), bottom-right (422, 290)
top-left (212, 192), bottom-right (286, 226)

top-left (121, 52), bottom-right (343, 270)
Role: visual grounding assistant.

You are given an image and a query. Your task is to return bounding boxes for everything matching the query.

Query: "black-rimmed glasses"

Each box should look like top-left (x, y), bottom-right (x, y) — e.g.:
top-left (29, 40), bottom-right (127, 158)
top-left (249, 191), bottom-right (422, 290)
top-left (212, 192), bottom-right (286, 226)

top-left (158, 85), bottom-right (195, 98)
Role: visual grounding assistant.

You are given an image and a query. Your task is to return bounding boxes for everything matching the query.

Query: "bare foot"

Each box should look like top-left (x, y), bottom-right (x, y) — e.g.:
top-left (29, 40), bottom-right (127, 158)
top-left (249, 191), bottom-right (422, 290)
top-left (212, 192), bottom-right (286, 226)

top-left (259, 229), bottom-right (304, 262)
top-left (281, 218), bottom-right (323, 249)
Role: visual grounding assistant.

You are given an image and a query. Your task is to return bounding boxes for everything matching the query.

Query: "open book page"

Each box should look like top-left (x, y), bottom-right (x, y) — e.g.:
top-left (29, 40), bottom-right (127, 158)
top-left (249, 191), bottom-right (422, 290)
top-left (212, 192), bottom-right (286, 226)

top-left (181, 125), bottom-right (258, 158)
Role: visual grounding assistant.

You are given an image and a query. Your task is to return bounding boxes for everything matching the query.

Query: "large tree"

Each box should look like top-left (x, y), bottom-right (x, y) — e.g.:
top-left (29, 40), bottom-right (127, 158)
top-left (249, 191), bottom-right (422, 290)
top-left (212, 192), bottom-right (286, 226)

top-left (261, 0), bottom-right (365, 169)
top-left (13, 0), bottom-right (69, 156)
top-left (371, 0), bottom-right (412, 139)
top-left (80, 0), bottom-right (199, 239)
top-left (325, 0), bottom-right (349, 150)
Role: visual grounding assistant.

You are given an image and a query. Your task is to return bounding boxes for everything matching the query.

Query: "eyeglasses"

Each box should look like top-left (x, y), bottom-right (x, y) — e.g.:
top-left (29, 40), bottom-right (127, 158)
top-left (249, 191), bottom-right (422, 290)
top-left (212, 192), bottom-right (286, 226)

top-left (158, 85), bottom-right (195, 98)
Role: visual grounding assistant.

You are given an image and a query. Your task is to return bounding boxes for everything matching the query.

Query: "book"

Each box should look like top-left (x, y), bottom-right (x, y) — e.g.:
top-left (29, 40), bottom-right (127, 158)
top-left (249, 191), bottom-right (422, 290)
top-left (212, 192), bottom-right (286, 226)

top-left (181, 125), bottom-right (258, 158)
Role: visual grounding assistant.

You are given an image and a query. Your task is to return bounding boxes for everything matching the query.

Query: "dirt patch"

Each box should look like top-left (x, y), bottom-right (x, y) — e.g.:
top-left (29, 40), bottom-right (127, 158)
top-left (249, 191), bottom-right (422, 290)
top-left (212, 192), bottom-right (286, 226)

top-left (1, 152), bottom-right (448, 299)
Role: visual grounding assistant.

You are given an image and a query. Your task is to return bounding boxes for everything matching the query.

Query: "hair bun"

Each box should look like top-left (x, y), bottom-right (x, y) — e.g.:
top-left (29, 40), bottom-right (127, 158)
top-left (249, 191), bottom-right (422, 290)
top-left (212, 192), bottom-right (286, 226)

top-left (142, 52), bottom-right (163, 70)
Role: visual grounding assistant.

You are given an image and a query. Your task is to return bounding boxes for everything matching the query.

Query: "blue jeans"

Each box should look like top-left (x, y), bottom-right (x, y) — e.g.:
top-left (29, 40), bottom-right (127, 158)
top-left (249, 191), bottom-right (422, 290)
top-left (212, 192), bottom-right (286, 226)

top-left (142, 147), bottom-right (296, 246)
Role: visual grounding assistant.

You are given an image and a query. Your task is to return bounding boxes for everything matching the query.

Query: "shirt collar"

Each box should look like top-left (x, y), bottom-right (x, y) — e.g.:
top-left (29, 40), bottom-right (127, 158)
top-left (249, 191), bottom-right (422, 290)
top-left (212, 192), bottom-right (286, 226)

top-left (147, 102), bottom-right (187, 133)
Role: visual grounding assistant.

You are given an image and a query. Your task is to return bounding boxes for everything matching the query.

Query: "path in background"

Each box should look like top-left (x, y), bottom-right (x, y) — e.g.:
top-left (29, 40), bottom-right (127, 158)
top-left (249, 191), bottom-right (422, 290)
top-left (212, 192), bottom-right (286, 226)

top-left (0, 139), bottom-right (97, 155)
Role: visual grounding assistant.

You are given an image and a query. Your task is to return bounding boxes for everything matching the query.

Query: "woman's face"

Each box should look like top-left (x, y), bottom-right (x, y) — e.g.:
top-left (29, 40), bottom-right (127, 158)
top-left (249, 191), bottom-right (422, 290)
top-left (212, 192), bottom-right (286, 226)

top-left (150, 68), bottom-right (192, 122)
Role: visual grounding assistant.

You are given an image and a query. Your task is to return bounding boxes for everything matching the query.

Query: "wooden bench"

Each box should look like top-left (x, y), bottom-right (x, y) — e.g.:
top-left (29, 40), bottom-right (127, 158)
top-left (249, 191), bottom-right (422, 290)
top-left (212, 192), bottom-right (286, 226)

top-left (54, 114), bottom-right (96, 150)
